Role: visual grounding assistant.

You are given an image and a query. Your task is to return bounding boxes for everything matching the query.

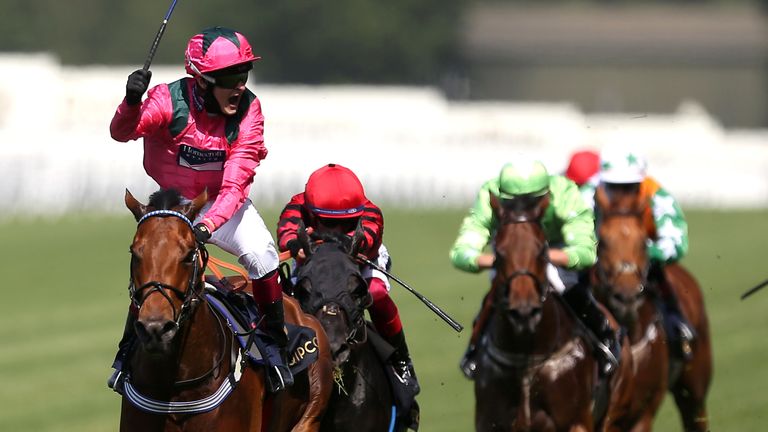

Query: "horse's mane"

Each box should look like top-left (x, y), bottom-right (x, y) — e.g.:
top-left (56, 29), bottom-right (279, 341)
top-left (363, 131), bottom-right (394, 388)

top-left (148, 189), bottom-right (184, 210)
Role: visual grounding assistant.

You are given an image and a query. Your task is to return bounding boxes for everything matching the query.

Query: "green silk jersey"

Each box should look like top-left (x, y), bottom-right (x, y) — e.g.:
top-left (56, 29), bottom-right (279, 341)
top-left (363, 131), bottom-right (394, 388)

top-left (450, 175), bottom-right (597, 273)
top-left (581, 177), bottom-right (689, 264)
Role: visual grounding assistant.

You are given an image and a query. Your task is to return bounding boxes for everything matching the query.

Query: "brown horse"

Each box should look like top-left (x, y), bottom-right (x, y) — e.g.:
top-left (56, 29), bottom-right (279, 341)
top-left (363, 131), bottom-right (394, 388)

top-left (474, 195), bottom-right (633, 432)
top-left (120, 189), bottom-right (333, 432)
top-left (593, 186), bottom-right (712, 432)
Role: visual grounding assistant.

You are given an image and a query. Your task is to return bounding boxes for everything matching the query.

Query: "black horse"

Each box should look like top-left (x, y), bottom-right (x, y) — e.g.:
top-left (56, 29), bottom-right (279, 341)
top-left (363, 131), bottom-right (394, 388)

top-left (290, 228), bottom-right (406, 432)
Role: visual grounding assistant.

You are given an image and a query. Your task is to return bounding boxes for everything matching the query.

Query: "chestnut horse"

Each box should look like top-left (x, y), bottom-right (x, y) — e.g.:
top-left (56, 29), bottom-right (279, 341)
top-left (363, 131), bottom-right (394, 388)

top-left (120, 189), bottom-right (332, 432)
top-left (291, 229), bottom-right (401, 432)
top-left (592, 186), bottom-right (712, 431)
top-left (474, 195), bottom-right (633, 432)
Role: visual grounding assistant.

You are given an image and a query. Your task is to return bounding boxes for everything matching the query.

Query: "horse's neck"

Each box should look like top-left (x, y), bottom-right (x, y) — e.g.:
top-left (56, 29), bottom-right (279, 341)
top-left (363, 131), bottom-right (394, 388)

top-left (134, 301), bottom-right (226, 388)
top-left (336, 342), bottom-right (387, 399)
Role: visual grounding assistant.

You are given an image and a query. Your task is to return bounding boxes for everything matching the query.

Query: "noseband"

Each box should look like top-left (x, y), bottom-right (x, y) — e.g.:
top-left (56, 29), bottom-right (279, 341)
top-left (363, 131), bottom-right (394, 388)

top-left (494, 216), bottom-right (551, 304)
top-left (298, 250), bottom-right (368, 346)
top-left (129, 210), bottom-right (209, 328)
top-left (596, 209), bottom-right (650, 297)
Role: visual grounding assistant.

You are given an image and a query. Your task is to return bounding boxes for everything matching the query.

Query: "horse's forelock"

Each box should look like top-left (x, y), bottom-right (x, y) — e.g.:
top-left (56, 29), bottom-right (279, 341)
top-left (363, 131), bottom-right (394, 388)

top-left (311, 231), bottom-right (354, 254)
top-left (147, 189), bottom-right (184, 210)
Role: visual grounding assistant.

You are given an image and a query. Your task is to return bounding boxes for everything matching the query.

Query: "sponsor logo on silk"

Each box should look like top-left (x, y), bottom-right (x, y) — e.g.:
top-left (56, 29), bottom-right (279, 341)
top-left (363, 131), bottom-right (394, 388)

top-left (178, 144), bottom-right (226, 171)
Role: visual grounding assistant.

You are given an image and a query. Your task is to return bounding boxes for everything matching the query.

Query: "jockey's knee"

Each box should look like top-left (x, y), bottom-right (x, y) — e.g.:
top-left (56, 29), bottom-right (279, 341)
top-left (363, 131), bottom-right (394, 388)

top-left (368, 277), bottom-right (390, 302)
top-left (238, 249), bottom-right (279, 279)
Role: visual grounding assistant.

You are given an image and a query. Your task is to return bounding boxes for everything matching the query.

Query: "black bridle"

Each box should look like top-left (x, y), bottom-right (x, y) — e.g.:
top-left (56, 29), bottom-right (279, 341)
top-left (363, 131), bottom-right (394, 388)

top-left (494, 214), bottom-right (552, 305)
top-left (296, 245), bottom-right (369, 347)
top-left (595, 208), bottom-right (650, 298)
top-left (128, 210), bottom-right (210, 328)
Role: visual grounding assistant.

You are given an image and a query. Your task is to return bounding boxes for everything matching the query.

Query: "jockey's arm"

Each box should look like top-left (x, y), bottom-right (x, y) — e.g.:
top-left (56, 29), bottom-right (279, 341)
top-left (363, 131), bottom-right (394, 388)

top-left (548, 248), bottom-right (570, 267)
top-left (476, 253), bottom-right (495, 270)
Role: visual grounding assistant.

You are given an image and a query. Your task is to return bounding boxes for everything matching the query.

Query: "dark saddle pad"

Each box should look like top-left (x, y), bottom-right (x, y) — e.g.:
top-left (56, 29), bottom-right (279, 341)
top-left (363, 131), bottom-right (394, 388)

top-left (204, 276), bottom-right (318, 375)
top-left (364, 323), bottom-right (420, 430)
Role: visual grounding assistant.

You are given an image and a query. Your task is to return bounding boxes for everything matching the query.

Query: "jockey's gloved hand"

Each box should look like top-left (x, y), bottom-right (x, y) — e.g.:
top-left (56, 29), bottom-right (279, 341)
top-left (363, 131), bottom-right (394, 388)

top-left (125, 69), bottom-right (152, 105)
top-left (193, 223), bottom-right (212, 244)
top-left (286, 239), bottom-right (302, 258)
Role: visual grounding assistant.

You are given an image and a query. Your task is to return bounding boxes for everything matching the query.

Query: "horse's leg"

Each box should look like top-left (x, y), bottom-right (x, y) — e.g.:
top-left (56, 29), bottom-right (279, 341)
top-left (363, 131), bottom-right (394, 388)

top-left (628, 414), bottom-right (654, 432)
top-left (665, 265), bottom-right (712, 432)
top-left (598, 324), bottom-right (635, 432)
top-left (670, 358), bottom-right (711, 432)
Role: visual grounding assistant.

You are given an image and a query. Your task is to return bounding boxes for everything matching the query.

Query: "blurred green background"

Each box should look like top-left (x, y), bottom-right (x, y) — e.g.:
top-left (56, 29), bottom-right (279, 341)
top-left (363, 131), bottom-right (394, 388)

top-left (2, 0), bottom-right (767, 430)
top-left (2, 0), bottom-right (766, 125)
top-left (0, 208), bottom-right (765, 431)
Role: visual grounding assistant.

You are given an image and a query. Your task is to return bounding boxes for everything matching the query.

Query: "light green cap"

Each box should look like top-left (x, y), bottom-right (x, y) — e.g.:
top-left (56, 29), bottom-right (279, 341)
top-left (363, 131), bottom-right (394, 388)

top-left (498, 160), bottom-right (550, 198)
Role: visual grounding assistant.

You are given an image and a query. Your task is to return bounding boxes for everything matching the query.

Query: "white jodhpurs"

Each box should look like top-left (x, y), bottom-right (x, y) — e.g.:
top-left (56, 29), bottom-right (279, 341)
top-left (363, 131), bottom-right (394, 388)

top-left (195, 199), bottom-right (280, 279)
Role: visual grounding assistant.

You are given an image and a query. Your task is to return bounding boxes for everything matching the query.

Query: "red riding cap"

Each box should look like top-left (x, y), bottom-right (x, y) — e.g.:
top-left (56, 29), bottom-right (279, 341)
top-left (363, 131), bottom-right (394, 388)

top-left (305, 164), bottom-right (366, 218)
top-left (565, 149), bottom-right (600, 186)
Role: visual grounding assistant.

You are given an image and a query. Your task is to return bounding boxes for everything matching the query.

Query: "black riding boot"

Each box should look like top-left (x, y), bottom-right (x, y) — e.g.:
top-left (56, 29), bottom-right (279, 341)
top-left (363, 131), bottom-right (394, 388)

top-left (563, 284), bottom-right (621, 377)
top-left (260, 297), bottom-right (295, 392)
top-left (649, 262), bottom-right (695, 361)
top-left (460, 290), bottom-right (494, 380)
top-left (107, 311), bottom-right (137, 392)
top-left (387, 330), bottom-right (421, 395)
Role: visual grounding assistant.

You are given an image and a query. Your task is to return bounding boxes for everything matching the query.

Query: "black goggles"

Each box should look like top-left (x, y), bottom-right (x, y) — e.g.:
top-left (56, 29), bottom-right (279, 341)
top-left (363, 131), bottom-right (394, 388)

top-left (214, 72), bottom-right (249, 89)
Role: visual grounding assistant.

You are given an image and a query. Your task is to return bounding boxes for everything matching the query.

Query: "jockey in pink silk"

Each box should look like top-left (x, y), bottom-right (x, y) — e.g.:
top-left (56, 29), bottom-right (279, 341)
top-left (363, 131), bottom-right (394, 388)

top-left (108, 27), bottom-right (292, 393)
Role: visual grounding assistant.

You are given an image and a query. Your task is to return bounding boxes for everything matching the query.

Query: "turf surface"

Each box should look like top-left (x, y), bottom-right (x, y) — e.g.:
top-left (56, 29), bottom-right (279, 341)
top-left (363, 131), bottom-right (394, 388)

top-left (0, 208), bottom-right (764, 431)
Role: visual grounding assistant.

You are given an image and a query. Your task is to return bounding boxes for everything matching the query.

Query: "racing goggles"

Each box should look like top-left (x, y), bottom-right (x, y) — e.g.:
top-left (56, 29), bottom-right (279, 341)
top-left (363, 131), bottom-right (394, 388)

top-left (213, 71), bottom-right (249, 89)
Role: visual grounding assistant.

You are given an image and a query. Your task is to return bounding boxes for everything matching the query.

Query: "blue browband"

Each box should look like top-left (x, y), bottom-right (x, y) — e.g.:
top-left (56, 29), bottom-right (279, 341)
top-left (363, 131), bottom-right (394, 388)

top-left (306, 205), bottom-right (365, 216)
top-left (138, 210), bottom-right (194, 228)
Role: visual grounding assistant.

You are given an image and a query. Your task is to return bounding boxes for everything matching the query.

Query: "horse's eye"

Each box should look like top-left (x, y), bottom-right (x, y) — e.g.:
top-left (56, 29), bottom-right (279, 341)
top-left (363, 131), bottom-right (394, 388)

top-left (182, 250), bottom-right (197, 264)
top-left (129, 248), bottom-right (141, 263)
top-left (349, 276), bottom-right (367, 296)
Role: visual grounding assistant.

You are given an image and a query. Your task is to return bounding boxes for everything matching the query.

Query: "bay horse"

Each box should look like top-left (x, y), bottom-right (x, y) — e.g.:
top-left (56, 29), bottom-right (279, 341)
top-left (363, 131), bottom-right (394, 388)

top-left (120, 188), bottom-right (333, 432)
top-left (290, 227), bottom-right (402, 432)
top-left (474, 194), bottom-right (633, 432)
top-left (592, 185), bottom-right (712, 431)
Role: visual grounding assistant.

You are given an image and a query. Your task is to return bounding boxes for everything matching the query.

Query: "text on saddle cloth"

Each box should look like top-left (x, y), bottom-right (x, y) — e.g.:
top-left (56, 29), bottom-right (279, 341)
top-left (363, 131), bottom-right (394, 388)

top-left (204, 279), bottom-right (318, 375)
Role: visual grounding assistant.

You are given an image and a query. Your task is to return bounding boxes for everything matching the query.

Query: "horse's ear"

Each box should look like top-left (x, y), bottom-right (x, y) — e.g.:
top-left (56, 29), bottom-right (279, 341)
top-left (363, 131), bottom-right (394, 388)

top-left (180, 188), bottom-right (208, 220)
top-left (297, 219), bottom-right (314, 258)
top-left (632, 187), bottom-right (647, 214)
top-left (349, 219), bottom-right (366, 257)
top-left (490, 192), bottom-right (501, 217)
top-left (125, 189), bottom-right (148, 222)
top-left (533, 193), bottom-right (550, 220)
top-left (595, 184), bottom-right (611, 212)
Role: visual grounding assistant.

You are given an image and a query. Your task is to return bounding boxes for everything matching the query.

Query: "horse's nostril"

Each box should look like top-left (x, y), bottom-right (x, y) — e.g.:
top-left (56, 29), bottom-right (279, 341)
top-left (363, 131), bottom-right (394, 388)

top-left (137, 319), bottom-right (178, 343)
top-left (161, 321), bottom-right (179, 335)
top-left (509, 306), bottom-right (538, 320)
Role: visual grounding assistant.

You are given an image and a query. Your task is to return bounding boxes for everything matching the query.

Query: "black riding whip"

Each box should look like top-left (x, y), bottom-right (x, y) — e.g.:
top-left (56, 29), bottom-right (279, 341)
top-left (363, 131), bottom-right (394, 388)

top-left (357, 255), bottom-right (464, 333)
top-left (741, 277), bottom-right (768, 300)
top-left (143, 0), bottom-right (180, 71)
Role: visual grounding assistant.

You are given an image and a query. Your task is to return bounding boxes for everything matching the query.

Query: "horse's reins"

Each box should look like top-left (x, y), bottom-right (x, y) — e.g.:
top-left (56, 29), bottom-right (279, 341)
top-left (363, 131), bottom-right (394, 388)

top-left (486, 216), bottom-right (564, 368)
top-left (298, 245), bottom-right (369, 346)
top-left (130, 210), bottom-right (209, 328)
top-left (494, 215), bottom-right (552, 305)
top-left (595, 209), bottom-right (650, 302)
top-left (123, 209), bottom-right (245, 414)
top-left (130, 210), bottom-right (229, 388)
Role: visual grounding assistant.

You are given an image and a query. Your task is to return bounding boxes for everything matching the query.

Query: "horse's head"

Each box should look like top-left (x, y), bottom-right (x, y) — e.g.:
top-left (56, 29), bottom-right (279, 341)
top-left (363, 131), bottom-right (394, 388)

top-left (293, 223), bottom-right (371, 367)
top-left (491, 193), bottom-right (550, 334)
top-left (594, 184), bottom-right (649, 324)
top-left (125, 188), bottom-right (208, 355)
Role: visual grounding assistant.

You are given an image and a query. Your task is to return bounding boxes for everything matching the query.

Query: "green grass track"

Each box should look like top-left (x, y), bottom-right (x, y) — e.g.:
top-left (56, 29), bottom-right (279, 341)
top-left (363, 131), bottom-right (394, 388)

top-left (0, 208), bottom-right (765, 431)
